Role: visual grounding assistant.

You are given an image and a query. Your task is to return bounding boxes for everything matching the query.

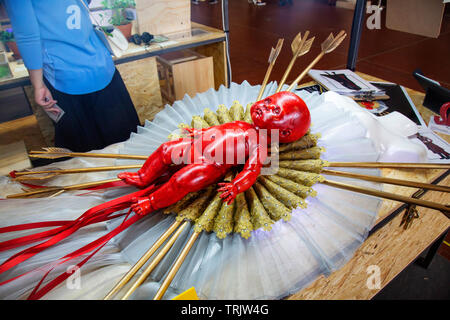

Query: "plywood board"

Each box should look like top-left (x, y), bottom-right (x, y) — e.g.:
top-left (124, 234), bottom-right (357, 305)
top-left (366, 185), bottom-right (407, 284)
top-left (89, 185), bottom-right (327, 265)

top-left (0, 115), bottom-right (47, 152)
top-left (171, 56), bottom-right (215, 100)
top-left (193, 41), bottom-right (227, 90)
top-left (135, 0), bottom-right (191, 35)
top-left (0, 140), bottom-right (32, 176)
top-left (116, 56), bottom-right (163, 123)
top-left (386, 0), bottom-right (445, 38)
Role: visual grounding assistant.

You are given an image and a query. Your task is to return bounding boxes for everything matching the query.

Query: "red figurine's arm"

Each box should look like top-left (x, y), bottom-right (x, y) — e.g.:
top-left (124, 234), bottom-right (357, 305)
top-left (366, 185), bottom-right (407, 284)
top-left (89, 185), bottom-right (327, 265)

top-left (218, 144), bottom-right (266, 204)
top-left (182, 127), bottom-right (212, 137)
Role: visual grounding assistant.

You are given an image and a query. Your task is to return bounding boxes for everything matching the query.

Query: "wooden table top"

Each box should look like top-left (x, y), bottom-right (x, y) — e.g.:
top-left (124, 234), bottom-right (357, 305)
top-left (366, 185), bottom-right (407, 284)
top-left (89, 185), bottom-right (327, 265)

top-left (288, 72), bottom-right (450, 300)
top-left (0, 22), bottom-right (225, 90)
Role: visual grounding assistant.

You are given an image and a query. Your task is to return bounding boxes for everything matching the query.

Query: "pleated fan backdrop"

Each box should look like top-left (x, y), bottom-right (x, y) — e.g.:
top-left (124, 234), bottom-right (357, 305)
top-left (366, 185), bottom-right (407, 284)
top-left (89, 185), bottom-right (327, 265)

top-left (0, 81), bottom-right (382, 300)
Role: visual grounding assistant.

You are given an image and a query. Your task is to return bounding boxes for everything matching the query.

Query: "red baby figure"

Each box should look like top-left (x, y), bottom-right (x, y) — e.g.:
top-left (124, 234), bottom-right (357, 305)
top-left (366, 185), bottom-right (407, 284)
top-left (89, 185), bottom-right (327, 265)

top-left (118, 91), bottom-right (311, 216)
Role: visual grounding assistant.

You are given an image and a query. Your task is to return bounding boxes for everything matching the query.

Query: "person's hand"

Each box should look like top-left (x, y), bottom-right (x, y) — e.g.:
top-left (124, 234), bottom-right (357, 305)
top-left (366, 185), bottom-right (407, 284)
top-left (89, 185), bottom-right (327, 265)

top-left (34, 84), bottom-right (58, 112)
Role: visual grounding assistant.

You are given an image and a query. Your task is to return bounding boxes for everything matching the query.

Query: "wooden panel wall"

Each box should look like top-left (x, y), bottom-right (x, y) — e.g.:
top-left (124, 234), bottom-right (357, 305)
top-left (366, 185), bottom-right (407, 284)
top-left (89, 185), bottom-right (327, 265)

top-left (116, 56), bottom-right (163, 123)
top-left (134, 0), bottom-right (191, 35)
top-left (193, 41), bottom-right (227, 90)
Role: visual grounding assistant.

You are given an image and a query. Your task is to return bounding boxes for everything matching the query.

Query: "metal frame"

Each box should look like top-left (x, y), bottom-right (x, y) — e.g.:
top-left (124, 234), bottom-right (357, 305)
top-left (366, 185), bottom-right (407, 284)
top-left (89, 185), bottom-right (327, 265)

top-left (346, 0), bottom-right (367, 71)
top-left (221, 0), bottom-right (231, 87)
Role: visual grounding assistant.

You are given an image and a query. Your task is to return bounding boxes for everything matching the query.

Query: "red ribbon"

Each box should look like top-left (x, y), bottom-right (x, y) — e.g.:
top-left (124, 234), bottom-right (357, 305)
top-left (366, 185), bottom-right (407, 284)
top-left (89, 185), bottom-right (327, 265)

top-left (0, 183), bottom-right (160, 299)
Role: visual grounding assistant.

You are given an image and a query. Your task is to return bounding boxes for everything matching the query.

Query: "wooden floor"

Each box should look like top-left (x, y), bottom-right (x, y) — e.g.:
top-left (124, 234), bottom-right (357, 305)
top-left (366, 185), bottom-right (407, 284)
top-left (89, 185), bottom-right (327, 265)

top-left (192, 0), bottom-right (450, 92)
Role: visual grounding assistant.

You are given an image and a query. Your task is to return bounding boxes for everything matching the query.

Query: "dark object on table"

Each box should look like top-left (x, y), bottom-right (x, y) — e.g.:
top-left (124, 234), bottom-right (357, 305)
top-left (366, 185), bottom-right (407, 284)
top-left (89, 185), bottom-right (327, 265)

top-left (295, 84), bottom-right (326, 94)
top-left (413, 69), bottom-right (450, 114)
top-left (130, 34), bottom-right (142, 45)
top-left (372, 82), bottom-right (424, 125)
top-left (141, 32), bottom-right (154, 44)
top-left (321, 72), bottom-right (362, 91)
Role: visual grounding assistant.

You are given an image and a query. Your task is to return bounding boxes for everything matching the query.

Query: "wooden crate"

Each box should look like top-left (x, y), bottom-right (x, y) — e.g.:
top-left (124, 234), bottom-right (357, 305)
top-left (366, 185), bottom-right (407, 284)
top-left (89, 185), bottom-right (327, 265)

top-left (135, 0), bottom-right (191, 35)
top-left (386, 0), bottom-right (445, 38)
top-left (157, 50), bottom-right (214, 103)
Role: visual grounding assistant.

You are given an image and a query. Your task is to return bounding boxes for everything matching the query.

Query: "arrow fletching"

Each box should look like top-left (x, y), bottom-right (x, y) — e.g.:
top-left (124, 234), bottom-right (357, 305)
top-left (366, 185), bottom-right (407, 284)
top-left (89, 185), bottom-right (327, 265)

top-left (43, 147), bottom-right (73, 153)
top-left (321, 30), bottom-right (346, 54)
top-left (298, 36), bottom-right (315, 57)
top-left (268, 38), bottom-right (284, 64)
top-left (276, 31), bottom-right (314, 93)
top-left (29, 147), bottom-right (74, 159)
top-left (291, 31), bottom-right (314, 57)
top-left (286, 30), bottom-right (346, 91)
top-left (291, 32), bottom-right (303, 54)
top-left (257, 38), bottom-right (284, 100)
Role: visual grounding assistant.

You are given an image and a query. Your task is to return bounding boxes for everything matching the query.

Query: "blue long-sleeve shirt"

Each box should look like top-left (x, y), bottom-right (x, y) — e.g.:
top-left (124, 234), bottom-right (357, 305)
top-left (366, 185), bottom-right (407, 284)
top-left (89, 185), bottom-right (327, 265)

top-left (4, 0), bottom-right (115, 94)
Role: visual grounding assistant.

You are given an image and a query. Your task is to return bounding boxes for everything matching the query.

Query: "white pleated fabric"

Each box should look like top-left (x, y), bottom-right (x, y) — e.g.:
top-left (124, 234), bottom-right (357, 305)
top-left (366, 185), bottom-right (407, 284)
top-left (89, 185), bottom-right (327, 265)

top-left (0, 82), bottom-right (383, 300)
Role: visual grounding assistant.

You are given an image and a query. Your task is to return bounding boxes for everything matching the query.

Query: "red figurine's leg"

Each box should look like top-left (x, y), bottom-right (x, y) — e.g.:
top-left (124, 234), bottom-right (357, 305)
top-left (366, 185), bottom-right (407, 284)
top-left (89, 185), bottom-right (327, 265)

top-left (131, 162), bottom-right (231, 215)
top-left (118, 139), bottom-right (192, 188)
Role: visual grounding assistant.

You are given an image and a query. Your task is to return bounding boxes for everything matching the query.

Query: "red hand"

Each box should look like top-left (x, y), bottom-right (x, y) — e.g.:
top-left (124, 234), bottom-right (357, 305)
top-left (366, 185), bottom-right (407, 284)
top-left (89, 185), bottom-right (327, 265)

top-left (118, 172), bottom-right (147, 188)
top-left (218, 182), bottom-right (238, 205)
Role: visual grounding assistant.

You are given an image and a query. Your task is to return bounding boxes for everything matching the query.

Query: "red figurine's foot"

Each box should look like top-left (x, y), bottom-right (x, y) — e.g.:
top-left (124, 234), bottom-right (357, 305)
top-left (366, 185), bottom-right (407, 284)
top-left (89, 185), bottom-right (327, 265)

top-left (118, 172), bottom-right (148, 188)
top-left (131, 196), bottom-right (154, 216)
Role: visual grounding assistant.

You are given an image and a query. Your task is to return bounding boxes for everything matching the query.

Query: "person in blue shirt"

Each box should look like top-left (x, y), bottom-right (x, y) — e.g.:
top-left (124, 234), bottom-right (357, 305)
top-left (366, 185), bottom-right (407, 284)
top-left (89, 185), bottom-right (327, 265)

top-left (3, 0), bottom-right (140, 152)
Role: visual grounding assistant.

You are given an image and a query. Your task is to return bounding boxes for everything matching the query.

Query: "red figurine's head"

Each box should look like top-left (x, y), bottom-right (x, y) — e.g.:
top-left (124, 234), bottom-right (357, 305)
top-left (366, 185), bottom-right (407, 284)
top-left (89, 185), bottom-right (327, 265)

top-left (250, 91), bottom-right (311, 143)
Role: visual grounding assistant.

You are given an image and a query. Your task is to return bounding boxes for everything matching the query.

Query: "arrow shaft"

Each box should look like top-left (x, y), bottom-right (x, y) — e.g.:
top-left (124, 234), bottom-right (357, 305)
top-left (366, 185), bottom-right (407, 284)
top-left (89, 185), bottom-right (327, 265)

top-left (276, 55), bottom-right (297, 93)
top-left (104, 219), bottom-right (183, 300)
top-left (29, 151), bottom-right (147, 160)
top-left (14, 165), bottom-right (142, 177)
top-left (322, 169), bottom-right (450, 193)
top-left (153, 230), bottom-right (201, 300)
top-left (322, 180), bottom-right (450, 216)
top-left (328, 162), bottom-right (450, 169)
top-left (287, 51), bottom-right (325, 91)
top-left (257, 63), bottom-right (276, 101)
top-left (122, 221), bottom-right (190, 300)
